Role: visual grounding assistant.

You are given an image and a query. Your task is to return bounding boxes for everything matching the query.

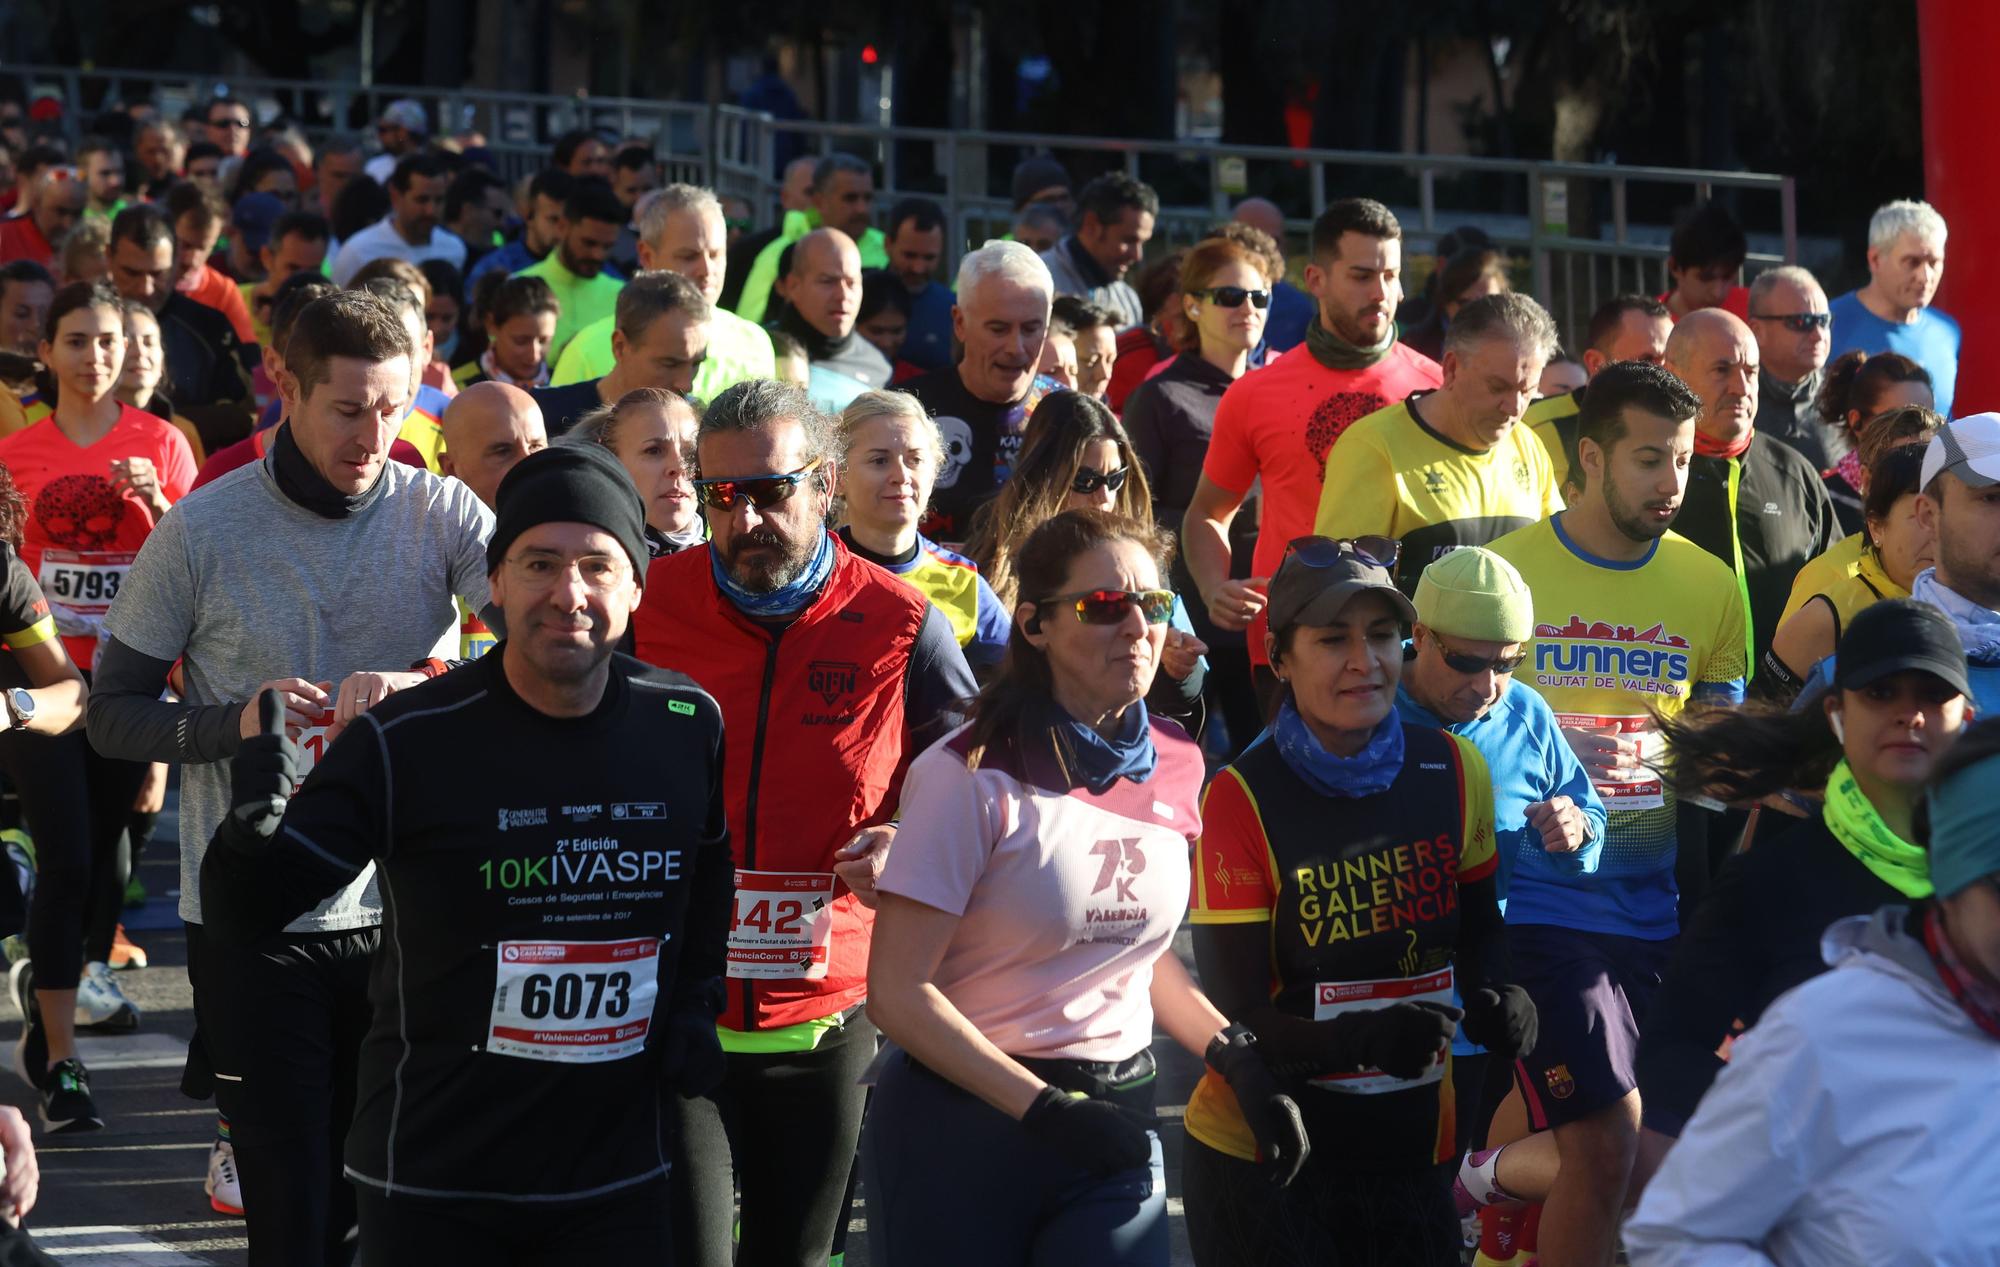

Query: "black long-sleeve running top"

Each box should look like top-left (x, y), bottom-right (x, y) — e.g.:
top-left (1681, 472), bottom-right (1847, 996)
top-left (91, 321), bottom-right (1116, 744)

top-left (203, 649), bottom-right (734, 1203)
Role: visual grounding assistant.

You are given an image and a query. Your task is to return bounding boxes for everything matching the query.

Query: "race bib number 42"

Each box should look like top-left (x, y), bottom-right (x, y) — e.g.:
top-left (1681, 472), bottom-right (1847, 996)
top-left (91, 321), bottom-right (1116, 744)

top-left (487, 937), bottom-right (660, 1063)
top-left (726, 871), bottom-right (835, 980)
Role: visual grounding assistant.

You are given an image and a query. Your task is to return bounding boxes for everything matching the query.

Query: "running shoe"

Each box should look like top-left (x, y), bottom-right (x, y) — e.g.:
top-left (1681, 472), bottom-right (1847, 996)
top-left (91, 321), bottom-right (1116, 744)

top-left (206, 1138), bottom-right (244, 1216)
top-left (75, 961), bottom-right (140, 1031)
top-left (1, 829), bottom-right (32, 907)
top-left (39, 1058), bottom-right (101, 1132)
top-left (109, 925), bottom-right (147, 971)
top-left (9, 958), bottom-right (42, 1091)
top-left (0, 935), bottom-right (25, 968)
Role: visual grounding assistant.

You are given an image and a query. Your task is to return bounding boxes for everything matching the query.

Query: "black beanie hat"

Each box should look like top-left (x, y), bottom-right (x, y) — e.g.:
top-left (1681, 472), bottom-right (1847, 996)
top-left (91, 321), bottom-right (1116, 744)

top-left (486, 444), bottom-right (649, 581)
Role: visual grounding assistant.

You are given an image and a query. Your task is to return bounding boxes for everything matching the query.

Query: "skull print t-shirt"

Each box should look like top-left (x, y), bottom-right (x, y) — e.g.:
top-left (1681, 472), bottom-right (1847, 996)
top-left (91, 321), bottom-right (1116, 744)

top-left (0, 404), bottom-right (197, 665)
top-left (901, 367), bottom-right (1059, 545)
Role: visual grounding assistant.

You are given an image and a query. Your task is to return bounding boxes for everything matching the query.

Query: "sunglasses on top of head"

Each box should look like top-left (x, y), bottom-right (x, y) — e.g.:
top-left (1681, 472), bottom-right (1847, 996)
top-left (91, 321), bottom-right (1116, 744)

top-left (1283, 534), bottom-right (1402, 573)
top-left (1196, 286), bottom-right (1271, 310)
top-left (691, 457), bottom-right (823, 511)
top-left (1038, 588), bottom-right (1177, 626)
top-left (1070, 465), bottom-right (1128, 495)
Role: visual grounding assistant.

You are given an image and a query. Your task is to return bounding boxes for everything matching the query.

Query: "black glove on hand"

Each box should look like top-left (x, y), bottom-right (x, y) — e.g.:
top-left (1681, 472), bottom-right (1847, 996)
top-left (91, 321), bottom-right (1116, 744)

top-left (1019, 1086), bottom-right (1154, 1176)
top-left (659, 976), bottom-right (727, 1099)
top-left (1345, 1000), bottom-right (1462, 1080)
top-left (1461, 985), bottom-right (1539, 1060)
top-left (1205, 1025), bottom-right (1310, 1187)
top-left (658, 1011), bottom-right (726, 1099)
top-left (224, 690), bottom-right (298, 851)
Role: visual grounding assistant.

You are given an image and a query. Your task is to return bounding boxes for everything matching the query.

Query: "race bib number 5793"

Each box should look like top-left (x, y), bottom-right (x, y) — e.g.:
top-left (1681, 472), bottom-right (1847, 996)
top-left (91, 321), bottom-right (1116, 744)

top-left (487, 937), bottom-right (660, 1063)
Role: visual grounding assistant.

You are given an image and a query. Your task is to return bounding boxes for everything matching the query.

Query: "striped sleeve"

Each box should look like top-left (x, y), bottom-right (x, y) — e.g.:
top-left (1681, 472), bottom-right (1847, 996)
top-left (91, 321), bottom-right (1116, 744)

top-left (1190, 768), bottom-right (1276, 923)
top-left (0, 549), bottom-right (53, 652)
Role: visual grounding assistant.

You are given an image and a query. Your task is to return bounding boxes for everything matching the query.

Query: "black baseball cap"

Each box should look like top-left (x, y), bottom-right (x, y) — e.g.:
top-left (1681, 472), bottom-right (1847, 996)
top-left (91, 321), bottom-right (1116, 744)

top-left (1266, 536), bottom-right (1417, 635)
top-left (1835, 598), bottom-right (1972, 697)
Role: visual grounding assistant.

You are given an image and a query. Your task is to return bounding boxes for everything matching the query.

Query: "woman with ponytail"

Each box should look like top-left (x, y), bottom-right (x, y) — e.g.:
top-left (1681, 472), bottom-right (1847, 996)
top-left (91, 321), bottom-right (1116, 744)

top-left (1813, 350), bottom-right (1933, 531)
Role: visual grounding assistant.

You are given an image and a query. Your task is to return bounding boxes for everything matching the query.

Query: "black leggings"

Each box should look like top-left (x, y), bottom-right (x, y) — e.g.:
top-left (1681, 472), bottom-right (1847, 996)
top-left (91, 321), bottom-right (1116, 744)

top-left (355, 1175), bottom-right (671, 1267)
top-left (188, 921), bottom-right (376, 1267)
top-left (666, 1013), bottom-right (876, 1267)
top-left (1182, 1137), bottom-right (1462, 1267)
top-left (0, 727), bottom-right (141, 991)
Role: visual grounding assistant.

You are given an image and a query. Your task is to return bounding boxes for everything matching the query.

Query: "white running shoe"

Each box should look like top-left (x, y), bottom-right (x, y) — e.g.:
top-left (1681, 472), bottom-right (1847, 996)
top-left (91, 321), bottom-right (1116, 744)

top-left (75, 961), bottom-right (140, 1032)
top-left (205, 1138), bottom-right (244, 1216)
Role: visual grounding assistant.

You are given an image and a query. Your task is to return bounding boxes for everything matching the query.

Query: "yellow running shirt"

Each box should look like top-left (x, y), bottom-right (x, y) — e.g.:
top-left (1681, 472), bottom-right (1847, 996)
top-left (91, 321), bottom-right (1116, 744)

top-left (1316, 391), bottom-right (1560, 589)
top-left (1488, 514), bottom-right (1747, 937)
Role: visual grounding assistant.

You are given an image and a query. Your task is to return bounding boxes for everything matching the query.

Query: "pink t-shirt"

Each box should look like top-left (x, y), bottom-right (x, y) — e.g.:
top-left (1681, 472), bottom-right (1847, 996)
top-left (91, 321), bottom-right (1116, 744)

top-left (878, 717), bottom-right (1205, 1062)
top-left (1202, 340), bottom-right (1441, 664)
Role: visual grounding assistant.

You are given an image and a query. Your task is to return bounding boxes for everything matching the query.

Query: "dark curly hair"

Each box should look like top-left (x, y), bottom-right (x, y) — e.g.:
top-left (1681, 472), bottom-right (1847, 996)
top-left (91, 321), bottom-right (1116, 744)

top-left (0, 463), bottom-right (28, 549)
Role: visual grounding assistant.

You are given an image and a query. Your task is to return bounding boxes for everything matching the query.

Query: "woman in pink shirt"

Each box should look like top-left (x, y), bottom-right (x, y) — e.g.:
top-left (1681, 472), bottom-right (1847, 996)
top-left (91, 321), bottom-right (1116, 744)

top-left (862, 509), bottom-right (1307, 1265)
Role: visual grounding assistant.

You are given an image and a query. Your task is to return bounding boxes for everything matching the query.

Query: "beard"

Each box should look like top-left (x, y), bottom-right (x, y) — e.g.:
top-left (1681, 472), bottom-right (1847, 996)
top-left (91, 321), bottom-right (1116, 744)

top-left (723, 525), bottom-right (814, 592)
top-left (1603, 475), bottom-right (1677, 544)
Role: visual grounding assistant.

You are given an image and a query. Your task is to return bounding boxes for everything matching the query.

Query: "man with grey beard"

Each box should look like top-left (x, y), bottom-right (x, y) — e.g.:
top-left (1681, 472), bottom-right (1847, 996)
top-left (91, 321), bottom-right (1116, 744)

top-left (630, 378), bottom-right (973, 1267)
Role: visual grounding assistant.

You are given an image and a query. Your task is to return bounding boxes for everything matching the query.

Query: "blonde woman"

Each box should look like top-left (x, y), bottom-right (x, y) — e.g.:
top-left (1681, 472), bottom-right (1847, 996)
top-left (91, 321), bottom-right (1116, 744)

top-left (836, 390), bottom-right (1008, 667)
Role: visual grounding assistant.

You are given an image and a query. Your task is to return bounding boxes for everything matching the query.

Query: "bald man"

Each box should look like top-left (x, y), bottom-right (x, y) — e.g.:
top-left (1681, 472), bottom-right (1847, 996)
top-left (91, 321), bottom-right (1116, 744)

top-left (0, 169), bottom-right (84, 268)
top-left (439, 381), bottom-right (549, 510)
top-left (436, 382), bottom-right (545, 660)
top-left (1231, 196), bottom-right (1314, 352)
top-left (776, 227), bottom-right (889, 411)
top-left (1665, 307), bottom-right (1841, 684)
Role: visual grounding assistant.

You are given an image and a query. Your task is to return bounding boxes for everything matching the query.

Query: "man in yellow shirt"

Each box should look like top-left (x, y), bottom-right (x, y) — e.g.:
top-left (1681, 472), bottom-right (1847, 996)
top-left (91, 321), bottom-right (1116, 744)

top-left (1316, 292), bottom-right (1563, 591)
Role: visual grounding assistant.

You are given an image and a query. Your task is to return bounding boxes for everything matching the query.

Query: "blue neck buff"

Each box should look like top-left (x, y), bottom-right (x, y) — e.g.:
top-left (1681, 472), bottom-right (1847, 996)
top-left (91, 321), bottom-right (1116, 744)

top-left (1274, 697), bottom-right (1404, 797)
top-left (711, 529), bottom-right (836, 620)
top-left (1052, 698), bottom-right (1157, 794)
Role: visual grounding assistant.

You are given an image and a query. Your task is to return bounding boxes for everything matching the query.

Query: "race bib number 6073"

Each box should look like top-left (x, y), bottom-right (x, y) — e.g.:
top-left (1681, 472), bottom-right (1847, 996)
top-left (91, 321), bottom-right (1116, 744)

top-left (487, 937), bottom-right (660, 1063)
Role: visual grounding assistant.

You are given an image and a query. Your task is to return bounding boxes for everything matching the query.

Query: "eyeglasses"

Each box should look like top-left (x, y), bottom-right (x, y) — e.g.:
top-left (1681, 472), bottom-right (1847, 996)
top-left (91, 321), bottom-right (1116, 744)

top-left (1196, 286), bottom-right (1271, 310)
top-left (1070, 465), bottom-right (1128, 495)
top-left (1748, 311), bottom-right (1831, 333)
top-left (692, 457), bottom-right (823, 511)
top-left (503, 552), bottom-right (631, 593)
top-left (211, 117), bottom-right (252, 130)
top-left (1284, 534), bottom-right (1402, 573)
top-left (1430, 632), bottom-right (1528, 676)
top-left (1040, 588), bottom-right (1177, 626)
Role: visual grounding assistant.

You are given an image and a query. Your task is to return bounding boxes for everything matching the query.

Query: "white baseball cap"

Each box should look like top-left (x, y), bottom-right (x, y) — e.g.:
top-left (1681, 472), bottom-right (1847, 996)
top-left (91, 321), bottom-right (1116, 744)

top-left (1921, 412), bottom-right (2000, 490)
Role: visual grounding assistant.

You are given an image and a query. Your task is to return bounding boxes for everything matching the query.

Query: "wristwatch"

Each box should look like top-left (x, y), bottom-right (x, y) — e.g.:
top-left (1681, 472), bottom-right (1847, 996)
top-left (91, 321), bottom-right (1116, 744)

top-left (3, 688), bottom-right (34, 731)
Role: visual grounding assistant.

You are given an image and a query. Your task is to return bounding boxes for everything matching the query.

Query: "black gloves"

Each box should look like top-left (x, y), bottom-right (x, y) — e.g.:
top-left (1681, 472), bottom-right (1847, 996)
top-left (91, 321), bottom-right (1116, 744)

top-left (223, 690), bottom-right (298, 852)
top-left (1340, 1001), bottom-right (1463, 1080)
top-left (1205, 1025), bottom-right (1310, 1186)
top-left (1461, 985), bottom-right (1539, 1061)
top-left (659, 976), bottom-right (727, 1099)
top-left (1020, 1086), bottom-right (1155, 1176)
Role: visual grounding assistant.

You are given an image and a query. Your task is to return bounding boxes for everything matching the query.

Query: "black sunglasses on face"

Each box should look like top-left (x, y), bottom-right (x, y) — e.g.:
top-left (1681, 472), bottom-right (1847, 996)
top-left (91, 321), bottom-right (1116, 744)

top-left (692, 458), bottom-right (823, 511)
top-left (1197, 286), bottom-right (1271, 310)
top-left (1284, 534), bottom-right (1402, 573)
top-left (1071, 465), bottom-right (1128, 495)
top-left (1749, 311), bottom-right (1831, 333)
top-left (1431, 632), bottom-right (1528, 676)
